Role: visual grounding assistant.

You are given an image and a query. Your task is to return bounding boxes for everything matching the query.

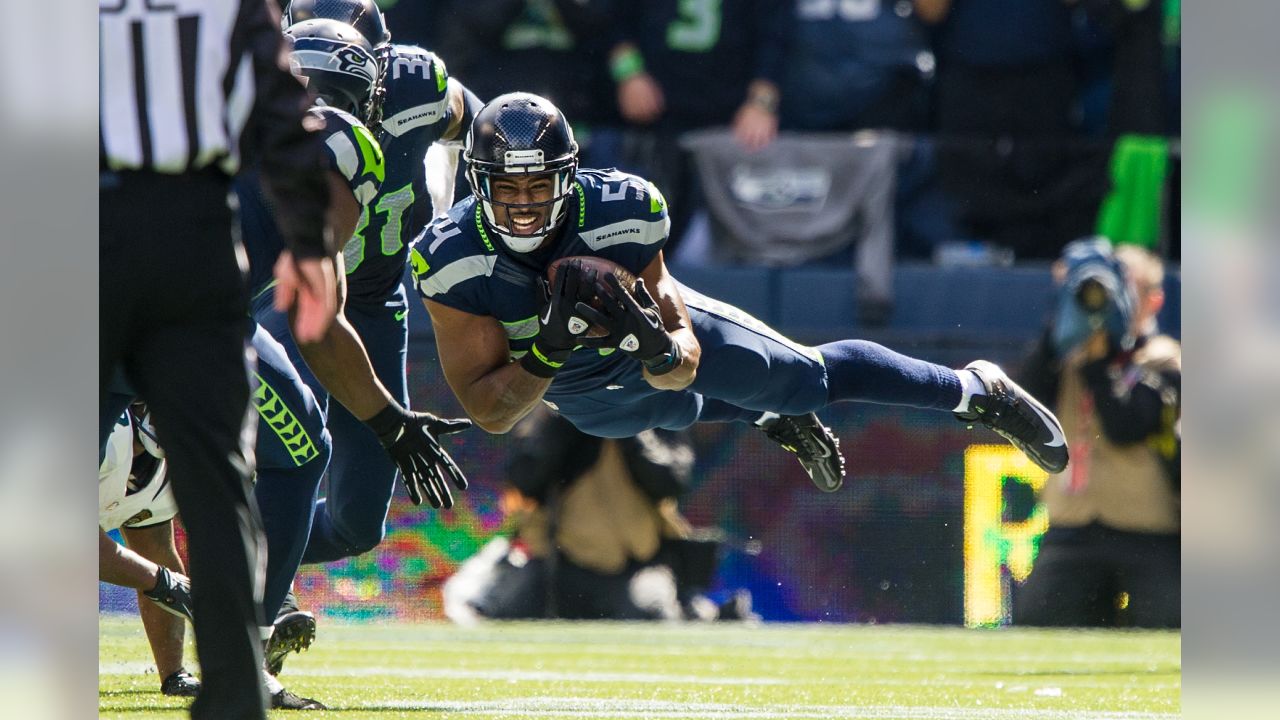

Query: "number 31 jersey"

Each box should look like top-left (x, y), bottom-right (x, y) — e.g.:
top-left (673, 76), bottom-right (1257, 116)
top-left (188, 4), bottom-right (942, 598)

top-left (342, 44), bottom-right (456, 304)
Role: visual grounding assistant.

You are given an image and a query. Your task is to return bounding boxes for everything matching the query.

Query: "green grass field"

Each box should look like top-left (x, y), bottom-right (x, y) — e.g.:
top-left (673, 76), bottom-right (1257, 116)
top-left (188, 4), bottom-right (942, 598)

top-left (99, 615), bottom-right (1180, 719)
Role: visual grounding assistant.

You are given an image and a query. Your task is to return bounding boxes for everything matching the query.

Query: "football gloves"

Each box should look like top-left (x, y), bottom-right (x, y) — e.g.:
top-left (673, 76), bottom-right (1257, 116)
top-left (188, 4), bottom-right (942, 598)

top-left (577, 275), bottom-right (679, 373)
top-left (144, 566), bottom-right (194, 623)
top-left (366, 403), bottom-right (472, 508)
top-left (521, 259), bottom-right (595, 378)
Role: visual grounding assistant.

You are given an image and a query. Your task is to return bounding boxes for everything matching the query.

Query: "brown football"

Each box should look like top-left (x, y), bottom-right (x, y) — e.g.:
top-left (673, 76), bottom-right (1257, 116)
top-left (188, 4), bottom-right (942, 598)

top-left (545, 256), bottom-right (637, 338)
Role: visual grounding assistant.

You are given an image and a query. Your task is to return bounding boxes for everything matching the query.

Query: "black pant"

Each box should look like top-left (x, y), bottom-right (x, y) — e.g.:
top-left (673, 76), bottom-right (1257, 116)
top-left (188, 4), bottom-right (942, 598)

top-left (101, 170), bottom-right (267, 719)
top-left (1013, 523), bottom-right (1180, 629)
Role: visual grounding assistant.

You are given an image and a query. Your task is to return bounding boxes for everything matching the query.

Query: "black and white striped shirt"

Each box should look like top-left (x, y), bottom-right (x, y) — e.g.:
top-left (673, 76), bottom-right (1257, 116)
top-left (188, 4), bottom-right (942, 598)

top-left (101, 0), bottom-right (335, 257)
top-left (99, 0), bottom-right (309, 176)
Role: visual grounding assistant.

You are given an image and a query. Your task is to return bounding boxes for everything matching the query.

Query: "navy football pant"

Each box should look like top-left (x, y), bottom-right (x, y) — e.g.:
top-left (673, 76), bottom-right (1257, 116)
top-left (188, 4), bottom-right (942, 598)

top-left (248, 324), bottom-right (331, 619)
top-left (253, 285), bottom-right (410, 563)
top-left (550, 284), bottom-right (961, 436)
top-left (105, 325), bottom-right (332, 622)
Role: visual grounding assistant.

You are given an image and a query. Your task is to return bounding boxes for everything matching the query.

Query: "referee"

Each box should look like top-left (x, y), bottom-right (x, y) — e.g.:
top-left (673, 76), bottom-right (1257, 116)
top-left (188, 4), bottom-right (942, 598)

top-left (101, 1), bottom-right (338, 717)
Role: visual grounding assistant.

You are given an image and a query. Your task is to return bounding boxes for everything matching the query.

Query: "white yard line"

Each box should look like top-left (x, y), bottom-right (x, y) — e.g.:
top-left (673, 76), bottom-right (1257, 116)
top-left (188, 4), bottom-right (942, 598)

top-left (365, 697), bottom-right (1182, 719)
top-left (97, 661), bottom-right (1179, 690)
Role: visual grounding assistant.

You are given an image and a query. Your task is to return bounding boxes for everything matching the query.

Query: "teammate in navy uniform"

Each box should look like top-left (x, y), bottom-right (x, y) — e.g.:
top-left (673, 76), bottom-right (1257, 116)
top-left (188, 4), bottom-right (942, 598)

top-left (245, 2), bottom-right (482, 576)
top-left (413, 93), bottom-right (1071, 491)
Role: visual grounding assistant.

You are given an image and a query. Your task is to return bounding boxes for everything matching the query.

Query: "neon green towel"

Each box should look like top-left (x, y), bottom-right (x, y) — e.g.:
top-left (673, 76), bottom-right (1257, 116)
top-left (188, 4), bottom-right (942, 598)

top-left (1096, 135), bottom-right (1170, 249)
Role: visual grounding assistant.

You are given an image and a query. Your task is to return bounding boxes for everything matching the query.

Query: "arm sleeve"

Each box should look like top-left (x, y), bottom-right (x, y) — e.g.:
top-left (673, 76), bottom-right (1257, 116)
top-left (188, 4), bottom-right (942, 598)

top-left (752, 0), bottom-right (793, 86)
top-left (1079, 358), bottom-right (1177, 445)
top-left (619, 429), bottom-right (695, 501)
top-left (235, 0), bottom-right (333, 259)
top-left (603, 0), bottom-right (644, 50)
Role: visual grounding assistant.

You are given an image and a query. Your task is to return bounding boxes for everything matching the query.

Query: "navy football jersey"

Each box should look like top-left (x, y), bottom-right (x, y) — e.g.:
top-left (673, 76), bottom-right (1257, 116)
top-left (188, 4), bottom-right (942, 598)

top-left (410, 168), bottom-right (671, 400)
top-left (241, 105), bottom-right (384, 296)
top-left (343, 44), bottom-right (456, 304)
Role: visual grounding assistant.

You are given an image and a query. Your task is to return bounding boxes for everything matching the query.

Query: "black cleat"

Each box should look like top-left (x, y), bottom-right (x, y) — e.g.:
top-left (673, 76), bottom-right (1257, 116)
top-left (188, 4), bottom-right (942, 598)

top-left (271, 688), bottom-right (328, 711)
top-left (757, 412), bottom-right (846, 492)
top-left (266, 610), bottom-right (317, 676)
top-left (143, 566), bottom-right (193, 623)
top-left (159, 669), bottom-right (201, 697)
top-left (956, 360), bottom-right (1069, 473)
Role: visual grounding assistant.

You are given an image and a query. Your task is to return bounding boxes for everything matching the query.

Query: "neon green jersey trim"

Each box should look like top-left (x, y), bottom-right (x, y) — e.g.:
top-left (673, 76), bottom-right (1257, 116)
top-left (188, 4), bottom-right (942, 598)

top-left (474, 205), bottom-right (495, 252)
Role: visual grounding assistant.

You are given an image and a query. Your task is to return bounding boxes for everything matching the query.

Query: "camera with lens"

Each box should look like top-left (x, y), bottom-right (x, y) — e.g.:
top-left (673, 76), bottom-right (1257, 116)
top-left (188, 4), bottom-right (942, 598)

top-left (1051, 237), bottom-right (1135, 357)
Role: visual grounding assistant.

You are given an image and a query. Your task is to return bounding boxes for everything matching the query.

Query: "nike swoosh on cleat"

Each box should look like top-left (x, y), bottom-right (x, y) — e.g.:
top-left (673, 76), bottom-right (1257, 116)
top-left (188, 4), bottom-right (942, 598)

top-left (1026, 401), bottom-right (1066, 448)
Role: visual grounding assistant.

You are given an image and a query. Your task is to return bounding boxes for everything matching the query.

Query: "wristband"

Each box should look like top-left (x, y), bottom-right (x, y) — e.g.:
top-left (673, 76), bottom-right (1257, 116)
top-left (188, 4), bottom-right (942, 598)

top-left (746, 90), bottom-right (779, 114)
top-left (641, 341), bottom-right (682, 376)
top-left (520, 342), bottom-right (569, 378)
top-left (365, 402), bottom-right (409, 445)
top-left (610, 47), bottom-right (646, 83)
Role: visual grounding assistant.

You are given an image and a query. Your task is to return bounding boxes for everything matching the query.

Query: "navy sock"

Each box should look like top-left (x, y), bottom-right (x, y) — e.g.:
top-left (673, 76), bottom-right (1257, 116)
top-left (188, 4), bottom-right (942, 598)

top-left (698, 398), bottom-right (764, 424)
top-left (817, 339), bottom-right (962, 411)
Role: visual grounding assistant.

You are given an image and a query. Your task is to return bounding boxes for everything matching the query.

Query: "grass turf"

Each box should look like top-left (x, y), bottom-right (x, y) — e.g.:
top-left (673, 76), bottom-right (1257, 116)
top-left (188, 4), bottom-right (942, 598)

top-left (100, 615), bottom-right (1179, 719)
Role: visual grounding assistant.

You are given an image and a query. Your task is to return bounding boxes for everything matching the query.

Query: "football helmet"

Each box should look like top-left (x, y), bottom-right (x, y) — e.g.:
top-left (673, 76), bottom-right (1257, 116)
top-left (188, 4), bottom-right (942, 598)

top-left (283, 0), bottom-right (391, 49)
top-left (284, 19), bottom-right (381, 123)
top-left (464, 93), bottom-right (579, 253)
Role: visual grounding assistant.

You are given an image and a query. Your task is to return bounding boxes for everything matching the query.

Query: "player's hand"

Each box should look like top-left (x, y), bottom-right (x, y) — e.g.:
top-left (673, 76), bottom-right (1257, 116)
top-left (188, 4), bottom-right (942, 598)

top-left (732, 102), bottom-right (778, 152)
top-left (534, 259), bottom-right (595, 355)
top-left (577, 275), bottom-right (676, 364)
top-left (273, 251), bottom-right (337, 344)
top-left (617, 73), bottom-right (665, 125)
top-left (369, 405), bottom-right (472, 508)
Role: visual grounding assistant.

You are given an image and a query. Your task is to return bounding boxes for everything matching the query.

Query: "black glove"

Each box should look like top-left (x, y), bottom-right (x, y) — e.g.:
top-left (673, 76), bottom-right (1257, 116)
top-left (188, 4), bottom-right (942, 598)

top-left (577, 274), bottom-right (680, 374)
top-left (143, 566), bottom-right (194, 623)
top-left (520, 259), bottom-right (595, 378)
top-left (365, 403), bottom-right (472, 508)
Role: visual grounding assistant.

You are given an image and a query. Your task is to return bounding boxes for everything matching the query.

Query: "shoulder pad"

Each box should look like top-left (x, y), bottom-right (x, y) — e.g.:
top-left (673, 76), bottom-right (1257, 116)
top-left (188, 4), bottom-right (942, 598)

top-left (575, 169), bottom-right (670, 253)
top-left (410, 199), bottom-right (497, 299)
top-left (382, 44), bottom-right (450, 138)
top-left (311, 106), bottom-right (384, 205)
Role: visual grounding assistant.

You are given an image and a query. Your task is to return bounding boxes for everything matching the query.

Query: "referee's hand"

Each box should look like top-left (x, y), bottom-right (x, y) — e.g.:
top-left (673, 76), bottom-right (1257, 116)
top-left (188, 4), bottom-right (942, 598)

top-left (274, 251), bottom-right (337, 343)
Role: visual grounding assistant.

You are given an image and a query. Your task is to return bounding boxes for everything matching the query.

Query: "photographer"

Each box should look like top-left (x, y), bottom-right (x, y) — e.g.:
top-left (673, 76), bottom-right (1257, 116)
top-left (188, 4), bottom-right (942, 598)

top-left (443, 409), bottom-right (752, 622)
top-left (1014, 239), bottom-right (1180, 628)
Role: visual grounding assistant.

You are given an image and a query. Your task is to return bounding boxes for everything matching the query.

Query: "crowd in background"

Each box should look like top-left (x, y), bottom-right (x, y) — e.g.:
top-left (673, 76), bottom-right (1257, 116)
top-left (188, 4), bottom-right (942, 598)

top-left (384, 0), bottom-right (1181, 265)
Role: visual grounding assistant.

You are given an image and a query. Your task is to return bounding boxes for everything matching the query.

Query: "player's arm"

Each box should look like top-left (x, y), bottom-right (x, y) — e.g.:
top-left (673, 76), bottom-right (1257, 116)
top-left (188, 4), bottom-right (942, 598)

top-left (440, 79), bottom-right (482, 143)
top-left (99, 526), bottom-right (192, 623)
top-left (290, 174), bottom-right (473, 507)
top-left (121, 522), bottom-right (188, 679)
top-left (290, 170), bottom-right (394, 420)
top-left (423, 299), bottom-right (553, 434)
top-left (636, 251), bottom-right (700, 390)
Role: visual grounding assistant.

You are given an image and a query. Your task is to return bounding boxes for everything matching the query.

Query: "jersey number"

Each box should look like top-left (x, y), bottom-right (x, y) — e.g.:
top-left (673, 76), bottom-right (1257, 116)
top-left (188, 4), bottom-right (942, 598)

top-left (667, 0), bottom-right (722, 52)
top-left (798, 0), bottom-right (880, 21)
top-left (601, 178), bottom-right (647, 203)
top-left (344, 182), bottom-right (415, 274)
